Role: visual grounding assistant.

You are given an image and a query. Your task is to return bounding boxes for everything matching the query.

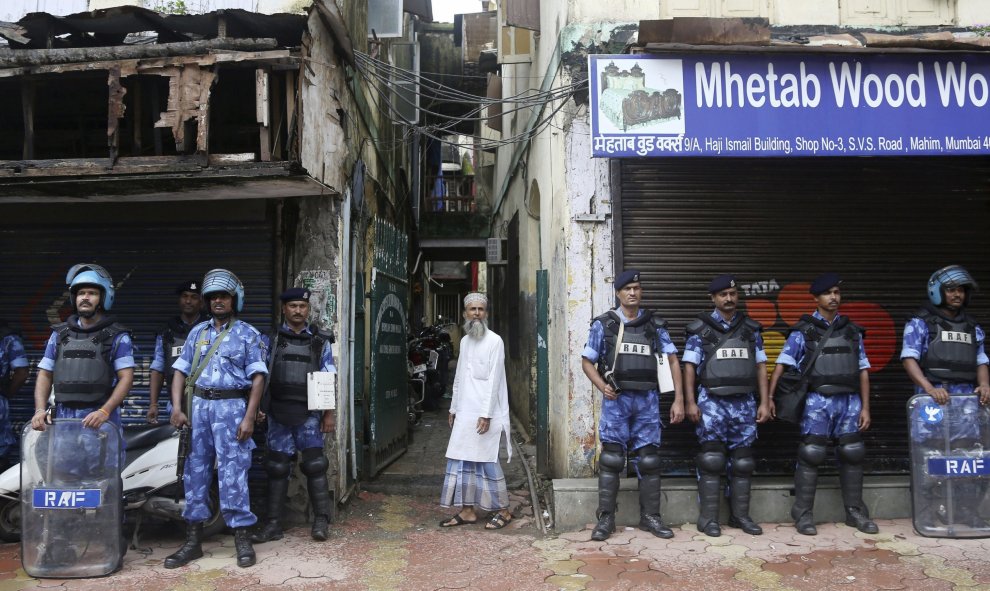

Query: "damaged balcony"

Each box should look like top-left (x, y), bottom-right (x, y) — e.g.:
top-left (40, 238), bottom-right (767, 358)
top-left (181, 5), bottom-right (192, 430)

top-left (0, 6), bottom-right (325, 201)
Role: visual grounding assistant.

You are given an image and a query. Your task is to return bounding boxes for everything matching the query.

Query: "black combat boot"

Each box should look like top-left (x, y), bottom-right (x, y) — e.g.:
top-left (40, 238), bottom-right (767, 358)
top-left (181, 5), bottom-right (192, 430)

top-left (728, 476), bottom-right (763, 535)
top-left (591, 469), bottom-right (619, 541)
top-left (308, 473), bottom-right (333, 541)
top-left (638, 474), bottom-right (674, 539)
top-left (696, 472), bottom-right (722, 537)
top-left (234, 527), bottom-right (256, 568)
top-left (791, 463), bottom-right (818, 536)
top-left (163, 522), bottom-right (204, 569)
top-left (251, 475), bottom-right (289, 543)
top-left (839, 463), bottom-right (879, 534)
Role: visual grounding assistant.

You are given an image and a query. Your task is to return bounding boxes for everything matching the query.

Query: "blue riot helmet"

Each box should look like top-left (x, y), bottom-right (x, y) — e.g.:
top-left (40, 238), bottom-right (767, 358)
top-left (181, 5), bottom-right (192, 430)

top-left (66, 263), bottom-right (115, 311)
top-left (201, 268), bottom-right (245, 313)
top-left (927, 265), bottom-right (978, 307)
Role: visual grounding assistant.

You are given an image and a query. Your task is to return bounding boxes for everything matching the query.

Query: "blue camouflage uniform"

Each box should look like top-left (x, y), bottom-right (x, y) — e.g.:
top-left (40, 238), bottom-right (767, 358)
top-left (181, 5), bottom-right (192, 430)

top-left (173, 319), bottom-right (268, 528)
top-left (683, 310), bottom-right (767, 449)
top-left (902, 316), bottom-right (989, 441)
top-left (776, 309), bottom-right (871, 439)
top-left (266, 322), bottom-right (336, 455)
top-left (583, 310), bottom-right (677, 451)
top-left (38, 318), bottom-right (134, 477)
top-left (0, 331), bottom-right (29, 460)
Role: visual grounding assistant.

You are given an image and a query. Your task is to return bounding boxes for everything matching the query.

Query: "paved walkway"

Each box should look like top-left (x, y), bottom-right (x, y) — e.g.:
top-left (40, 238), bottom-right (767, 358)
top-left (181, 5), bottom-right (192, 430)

top-left (4, 371), bottom-right (990, 588)
top-left (3, 493), bottom-right (990, 590)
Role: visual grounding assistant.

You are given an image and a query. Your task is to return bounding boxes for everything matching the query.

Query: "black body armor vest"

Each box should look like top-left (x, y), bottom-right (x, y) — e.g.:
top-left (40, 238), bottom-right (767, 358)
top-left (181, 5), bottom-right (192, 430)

top-left (916, 305), bottom-right (979, 383)
top-left (161, 314), bottom-right (207, 384)
top-left (269, 327), bottom-right (333, 425)
top-left (596, 310), bottom-right (664, 392)
top-left (686, 312), bottom-right (761, 396)
top-left (52, 316), bottom-right (129, 405)
top-left (792, 314), bottom-right (863, 395)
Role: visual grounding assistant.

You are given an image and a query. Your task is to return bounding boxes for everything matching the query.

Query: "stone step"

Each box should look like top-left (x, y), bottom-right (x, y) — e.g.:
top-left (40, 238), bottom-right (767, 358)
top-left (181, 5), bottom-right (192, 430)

top-left (552, 475), bottom-right (911, 531)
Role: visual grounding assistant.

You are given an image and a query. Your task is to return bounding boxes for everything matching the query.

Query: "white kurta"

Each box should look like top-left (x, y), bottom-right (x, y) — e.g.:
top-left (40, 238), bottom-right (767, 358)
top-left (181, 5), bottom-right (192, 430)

top-left (445, 329), bottom-right (512, 463)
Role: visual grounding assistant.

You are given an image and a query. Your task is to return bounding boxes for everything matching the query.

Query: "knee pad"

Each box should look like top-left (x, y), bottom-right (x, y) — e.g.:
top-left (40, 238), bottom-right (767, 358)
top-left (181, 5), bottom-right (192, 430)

top-left (696, 441), bottom-right (727, 475)
top-left (636, 445), bottom-right (661, 476)
top-left (265, 450), bottom-right (294, 479)
top-left (599, 443), bottom-right (626, 474)
top-left (300, 447), bottom-right (329, 476)
top-left (837, 433), bottom-right (865, 465)
top-left (798, 435), bottom-right (828, 467)
top-left (730, 446), bottom-right (755, 477)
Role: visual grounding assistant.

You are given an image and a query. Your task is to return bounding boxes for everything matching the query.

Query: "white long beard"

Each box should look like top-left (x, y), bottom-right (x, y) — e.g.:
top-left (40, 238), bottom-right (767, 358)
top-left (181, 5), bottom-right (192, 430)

top-left (463, 318), bottom-right (488, 340)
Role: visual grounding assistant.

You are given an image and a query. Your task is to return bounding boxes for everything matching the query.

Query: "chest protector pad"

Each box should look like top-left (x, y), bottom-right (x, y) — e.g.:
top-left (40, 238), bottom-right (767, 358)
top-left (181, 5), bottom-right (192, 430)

top-left (795, 315), bottom-right (863, 395)
top-left (686, 313), bottom-right (760, 396)
top-left (52, 320), bottom-right (129, 405)
top-left (597, 310), bottom-right (663, 392)
top-left (916, 306), bottom-right (979, 384)
top-left (269, 328), bottom-right (330, 426)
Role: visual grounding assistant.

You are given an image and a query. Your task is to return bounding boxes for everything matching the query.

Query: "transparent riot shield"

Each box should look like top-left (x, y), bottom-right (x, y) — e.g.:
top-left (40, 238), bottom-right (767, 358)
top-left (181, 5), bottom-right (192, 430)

top-left (20, 419), bottom-right (124, 578)
top-left (908, 393), bottom-right (990, 538)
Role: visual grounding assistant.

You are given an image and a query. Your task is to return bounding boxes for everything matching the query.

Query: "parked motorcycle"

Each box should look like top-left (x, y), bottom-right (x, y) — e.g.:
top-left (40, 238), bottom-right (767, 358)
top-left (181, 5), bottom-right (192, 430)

top-left (0, 421), bottom-right (224, 546)
top-left (408, 317), bottom-right (455, 411)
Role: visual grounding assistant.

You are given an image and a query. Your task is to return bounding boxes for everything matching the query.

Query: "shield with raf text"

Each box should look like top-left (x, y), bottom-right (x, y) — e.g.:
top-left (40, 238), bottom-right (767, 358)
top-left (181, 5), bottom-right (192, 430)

top-left (20, 419), bottom-right (123, 578)
top-left (908, 393), bottom-right (990, 538)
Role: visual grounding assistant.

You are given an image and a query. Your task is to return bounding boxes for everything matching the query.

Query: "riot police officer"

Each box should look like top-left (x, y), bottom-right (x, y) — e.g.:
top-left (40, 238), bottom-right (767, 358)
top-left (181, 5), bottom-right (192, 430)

top-left (769, 273), bottom-right (877, 536)
top-left (165, 269), bottom-right (268, 569)
top-left (31, 264), bottom-right (134, 437)
top-left (252, 287), bottom-right (336, 543)
top-left (0, 321), bottom-right (29, 470)
top-left (683, 275), bottom-right (770, 537)
top-left (581, 269), bottom-right (684, 541)
top-left (902, 265), bottom-right (990, 527)
top-left (147, 279), bottom-right (207, 423)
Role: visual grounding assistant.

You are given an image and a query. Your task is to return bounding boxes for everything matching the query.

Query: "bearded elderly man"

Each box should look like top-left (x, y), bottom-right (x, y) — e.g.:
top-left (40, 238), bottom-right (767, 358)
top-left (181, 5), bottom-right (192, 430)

top-left (438, 292), bottom-right (514, 530)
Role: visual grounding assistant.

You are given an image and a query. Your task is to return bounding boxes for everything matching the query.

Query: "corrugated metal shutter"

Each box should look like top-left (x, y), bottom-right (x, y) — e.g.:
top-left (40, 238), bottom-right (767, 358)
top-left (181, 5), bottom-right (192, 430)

top-left (0, 204), bottom-right (274, 438)
top-left (617, 157), bottom-right (990, 475)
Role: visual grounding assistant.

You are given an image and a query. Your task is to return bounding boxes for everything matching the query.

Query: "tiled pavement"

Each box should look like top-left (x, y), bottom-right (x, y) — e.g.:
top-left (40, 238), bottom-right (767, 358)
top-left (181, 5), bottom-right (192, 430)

top-left (4, 387), bottom-right (990, 588)
top-left (4, 493), bottom-right (990, 590)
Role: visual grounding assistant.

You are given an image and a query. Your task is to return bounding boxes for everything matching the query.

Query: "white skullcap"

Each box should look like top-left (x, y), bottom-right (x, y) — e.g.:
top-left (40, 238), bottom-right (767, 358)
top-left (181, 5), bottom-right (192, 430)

top-left (463, 292), bottom-right (488, 307)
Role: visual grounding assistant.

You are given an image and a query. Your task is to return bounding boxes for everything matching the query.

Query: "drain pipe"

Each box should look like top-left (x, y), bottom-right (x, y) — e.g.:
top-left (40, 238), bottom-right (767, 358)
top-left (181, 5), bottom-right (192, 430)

top-left (342, 187), bottom-right (359, 482)
top-left (510, 419), bottom-right (548, 534)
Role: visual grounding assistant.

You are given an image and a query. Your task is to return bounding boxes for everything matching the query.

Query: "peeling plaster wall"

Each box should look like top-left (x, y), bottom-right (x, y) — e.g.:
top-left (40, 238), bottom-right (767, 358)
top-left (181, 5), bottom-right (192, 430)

top-left (559, 118), bottom-right (613, 478)
top-left (299, 9), bottom-right (350, 193)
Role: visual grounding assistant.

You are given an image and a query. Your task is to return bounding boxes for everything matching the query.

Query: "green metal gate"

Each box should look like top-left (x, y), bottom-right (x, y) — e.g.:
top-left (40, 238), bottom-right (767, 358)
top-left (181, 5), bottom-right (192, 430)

top-left (366, 218), bottom-right (409, 476)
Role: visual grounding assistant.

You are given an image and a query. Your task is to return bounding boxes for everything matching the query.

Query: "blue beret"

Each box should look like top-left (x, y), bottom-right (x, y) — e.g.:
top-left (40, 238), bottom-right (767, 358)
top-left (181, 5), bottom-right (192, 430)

top-left (809, 273), bottom-right (842, 296)
top-left (614, 269), bottom-right (641, 290)
top-left (280, 287), bottom-right (311, 302)
top-left (176, 279), bottom-right (201, 295)
top-left (708, 274), bottom-right (736, 294)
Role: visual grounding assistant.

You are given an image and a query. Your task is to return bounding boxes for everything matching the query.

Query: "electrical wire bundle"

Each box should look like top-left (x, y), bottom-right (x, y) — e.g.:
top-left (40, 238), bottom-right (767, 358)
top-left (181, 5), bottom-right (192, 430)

top-left (353, 49), bottom-right (585, 150)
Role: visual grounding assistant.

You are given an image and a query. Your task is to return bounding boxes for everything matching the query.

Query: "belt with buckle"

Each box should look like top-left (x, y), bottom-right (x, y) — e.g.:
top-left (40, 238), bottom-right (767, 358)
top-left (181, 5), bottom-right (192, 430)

top-left (193, 387), bottom-right (247, 400)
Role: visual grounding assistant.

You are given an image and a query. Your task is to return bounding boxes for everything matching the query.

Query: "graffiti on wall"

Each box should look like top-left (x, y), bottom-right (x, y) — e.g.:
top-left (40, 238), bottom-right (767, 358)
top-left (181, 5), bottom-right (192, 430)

top-left (742, 280), bottom-right (896, 374)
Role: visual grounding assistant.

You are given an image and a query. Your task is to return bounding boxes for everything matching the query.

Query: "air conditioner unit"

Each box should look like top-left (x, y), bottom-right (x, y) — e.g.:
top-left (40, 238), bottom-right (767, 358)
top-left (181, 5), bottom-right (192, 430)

top-left (486, 238), bottom-right (506, 265)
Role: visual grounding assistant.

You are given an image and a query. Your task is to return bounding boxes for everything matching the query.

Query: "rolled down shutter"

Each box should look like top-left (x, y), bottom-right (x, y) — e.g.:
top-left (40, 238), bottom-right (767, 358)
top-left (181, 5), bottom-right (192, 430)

top-left (0, 201), bottom-right (274, 431)
top-left (617, 156), bottom-right (990, 475)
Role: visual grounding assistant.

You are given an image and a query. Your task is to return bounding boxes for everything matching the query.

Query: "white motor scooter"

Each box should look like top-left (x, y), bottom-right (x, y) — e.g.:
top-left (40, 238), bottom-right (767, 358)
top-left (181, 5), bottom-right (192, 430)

top-left (0, 422), bottom-right (224, 546)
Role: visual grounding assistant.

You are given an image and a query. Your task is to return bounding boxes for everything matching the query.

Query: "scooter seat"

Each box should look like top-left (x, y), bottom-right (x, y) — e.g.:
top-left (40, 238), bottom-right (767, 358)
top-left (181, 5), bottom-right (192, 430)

top-left (123, 424), bottom-right (177, 450)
